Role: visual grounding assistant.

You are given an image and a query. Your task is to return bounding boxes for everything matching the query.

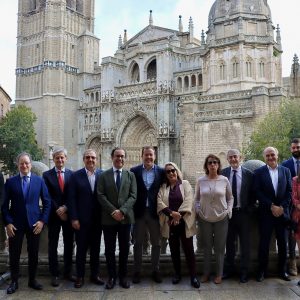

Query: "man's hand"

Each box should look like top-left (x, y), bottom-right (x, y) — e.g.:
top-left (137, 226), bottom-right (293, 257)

top-left (6, 224), bottom-right (17, 238)
top-left (111, 210), bottom-right (124, 222)
top-left (33, 221), bottom-right (44, 235)
top-left (56, 206), bottom-right (68, 221)
top-left (170, 211), bottom-right (181, 225)
top-left (271, 204), bottom-right (284, 217)
top-left (72, 220), bottom-right (80, 230)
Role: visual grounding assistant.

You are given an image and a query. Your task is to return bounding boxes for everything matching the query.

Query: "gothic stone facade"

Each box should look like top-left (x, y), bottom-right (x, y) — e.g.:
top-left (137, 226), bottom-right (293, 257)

top-left (16, 0), bottom-right (289, 182)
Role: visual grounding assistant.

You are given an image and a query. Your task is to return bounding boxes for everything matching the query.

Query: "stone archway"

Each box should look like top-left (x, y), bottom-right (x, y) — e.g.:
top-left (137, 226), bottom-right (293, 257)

top-left (86, 135), bottom-right (102, 167)
top-left (120, 115), bottom-right (157, 168)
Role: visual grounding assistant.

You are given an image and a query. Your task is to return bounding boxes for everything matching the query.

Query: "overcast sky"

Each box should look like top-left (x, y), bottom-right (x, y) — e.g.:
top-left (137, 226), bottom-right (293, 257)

top-left (0, 0), bottom-right (299, 100)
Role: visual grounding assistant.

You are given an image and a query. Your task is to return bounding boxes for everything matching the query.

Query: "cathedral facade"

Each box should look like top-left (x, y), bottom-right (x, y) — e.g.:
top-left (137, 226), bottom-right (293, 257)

top-left (16, 0), bottom-right (296, 183)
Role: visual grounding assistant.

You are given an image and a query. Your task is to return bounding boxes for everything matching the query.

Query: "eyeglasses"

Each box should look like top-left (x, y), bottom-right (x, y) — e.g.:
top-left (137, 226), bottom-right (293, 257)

top-left (85, 156), bottom-right (96, 160)
top-left (166, 169), bottom-right (176, 174)
top-left (207, 160), bottom-right (218, 165)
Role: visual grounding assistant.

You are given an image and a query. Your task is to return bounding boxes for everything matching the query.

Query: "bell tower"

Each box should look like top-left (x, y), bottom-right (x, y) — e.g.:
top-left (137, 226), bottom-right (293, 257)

top-left (15, 0), bottom-right (99, 167)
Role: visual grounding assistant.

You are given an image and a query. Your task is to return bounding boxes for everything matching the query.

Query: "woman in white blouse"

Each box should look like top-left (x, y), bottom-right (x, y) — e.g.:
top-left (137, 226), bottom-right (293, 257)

top-left (195, 154), bottom-right (233, 284)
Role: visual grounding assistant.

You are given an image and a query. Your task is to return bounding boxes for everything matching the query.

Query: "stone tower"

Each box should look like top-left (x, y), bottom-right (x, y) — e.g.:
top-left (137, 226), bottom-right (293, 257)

top-left (15, 0), bottom-right (100, 167)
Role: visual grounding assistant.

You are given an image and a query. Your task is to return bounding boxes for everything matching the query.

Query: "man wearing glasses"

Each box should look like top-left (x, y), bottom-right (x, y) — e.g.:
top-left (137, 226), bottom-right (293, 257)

top-left (68, 149), bottom-right (104, 288)
top-left (254, 147), bottom-right (292, 282)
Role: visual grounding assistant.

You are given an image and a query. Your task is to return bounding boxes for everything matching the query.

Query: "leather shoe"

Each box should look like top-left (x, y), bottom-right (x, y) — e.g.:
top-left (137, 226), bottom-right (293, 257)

top-left (132, 272), bottom-right (141, 284)
top-left (280, 273), bottom-right (291, 281)
top-left (105, 277), bottom-right (116, 290)
top-left (152, 270), bottom-right (162, 283)
top-left (214, 276), bottom-right (222, 284)
top-left (240, 274), bottom-right (248, 283)
top-left (172, 274), bottom-right (181, 284)
top-left (7, 281), bottom-right (18, 294)
top-left (51, 276), bottom-right (59, 287)
top-left (74, 277), bottom-right (84, 288)
top-left (90, 275), bottom-right (105, 285)
top-left (191, 277), bottom-right (200, 288)
top-left (28, 280), bottom-right (43, 290)
top-left (256, 272), bottom-right (264, 282)
top-left (119, 277), bottom-right (130, 289)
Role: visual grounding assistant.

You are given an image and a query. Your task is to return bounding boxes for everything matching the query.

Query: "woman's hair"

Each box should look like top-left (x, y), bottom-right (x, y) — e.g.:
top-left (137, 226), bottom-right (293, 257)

top-left (203, 154), bottom-right (222, 175)
top-left (164, 162), bottom-right (183, 181)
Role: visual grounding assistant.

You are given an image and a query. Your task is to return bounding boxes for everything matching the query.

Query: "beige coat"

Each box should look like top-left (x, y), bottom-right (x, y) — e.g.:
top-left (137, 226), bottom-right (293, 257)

top-left (157, 180), bottom-right (197, 239)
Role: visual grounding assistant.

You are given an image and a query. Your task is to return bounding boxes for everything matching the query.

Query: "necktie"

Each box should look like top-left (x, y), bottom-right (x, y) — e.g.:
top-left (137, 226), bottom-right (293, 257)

top-left (232, 170), bottom-right (237, 207)
top-left (22, 176), bottom-right (29, 198)
top-left (57, 170), bottom-right (64, 192)
top-left (116, 170), bottom-right (121, 191)
top-left (296, 160), bottom-right (300, 176)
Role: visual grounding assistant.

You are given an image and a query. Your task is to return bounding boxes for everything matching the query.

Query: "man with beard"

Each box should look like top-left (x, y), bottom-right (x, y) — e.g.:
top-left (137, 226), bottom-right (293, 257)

top-left (282, 138), bottom-right (300, 276)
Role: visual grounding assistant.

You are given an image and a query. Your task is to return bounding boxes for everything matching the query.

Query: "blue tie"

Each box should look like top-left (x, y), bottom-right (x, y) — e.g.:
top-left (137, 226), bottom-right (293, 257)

top-left (296, 160), bottom-right (300, 176)
top-left (116, 170), bottom-right (121, 191)
top-left (22, 176), bottom-right (29, 198)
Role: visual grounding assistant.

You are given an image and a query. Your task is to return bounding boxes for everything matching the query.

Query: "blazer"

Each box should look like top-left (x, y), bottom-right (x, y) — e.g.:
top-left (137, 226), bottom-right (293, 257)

top-left (253, 165), bottom-right (292, 218)
top-left (97, 168), bottom-right (137, 225)
top-left (43, 167), bottom-right (73, 217)
top-left (221, 166), bottom-right (254, 212)
top-left (67, 168), bottom-right (102, 226)
top-left (130, 164), bottom-right (164, 219)
top-left (1, 173), bottom-right (51, 230)
top-left (157, 180), bottom-right (197, 239)
top-left (0, 173), bottom-right (4, 206)
top-left (282, 157), bottom-right (297, 178)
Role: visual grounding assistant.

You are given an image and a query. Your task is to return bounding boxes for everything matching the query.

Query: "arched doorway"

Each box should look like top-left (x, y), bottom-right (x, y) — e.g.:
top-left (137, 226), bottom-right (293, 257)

top-left (120, 115), bottom-right (157, 168)
top-left (86, 136), bottom-right (102, 168)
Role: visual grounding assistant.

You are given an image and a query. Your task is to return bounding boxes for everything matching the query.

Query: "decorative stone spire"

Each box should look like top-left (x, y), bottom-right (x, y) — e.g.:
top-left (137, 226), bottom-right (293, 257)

top-left (178, 15), bottom-right (183, 32)
top-left (188, 17), bottom-right (194, 42)
top-left (149, 10), bottom-right (153, 26)
top-left (276, 24), bottom-right (282, 45)
top-left (292, 54), bottom-right (299, 76)
top-left (201, 30), bottom-right (206, 45)
top-left (123, 29), bottom-right (127, 44)
top-left (118, 34), bottom-right (122, 49)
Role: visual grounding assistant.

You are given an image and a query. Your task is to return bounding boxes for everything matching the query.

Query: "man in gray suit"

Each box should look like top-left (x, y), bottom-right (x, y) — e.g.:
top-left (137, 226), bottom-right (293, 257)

top-left (97, 147), bottom-right (137, 290)
top-left (221, 149), bottom-right (254, 283)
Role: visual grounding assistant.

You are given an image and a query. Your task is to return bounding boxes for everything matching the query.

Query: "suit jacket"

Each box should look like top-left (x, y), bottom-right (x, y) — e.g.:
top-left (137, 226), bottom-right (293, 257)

top-left (1, 173), bottom-right (51, 230)
top-left (43, 167), bottom-right (73, 218)
top-left (282, 157), bottom-right (297, 178)
top-left (253, 165), bottom-right (292, 219)
top-left (221, 166), bottom-right (254, 212)
top-left (68, 168), bottom-right (102, 226)
top-left (97, 168), bottom-right (137, 225)
top-left (130, 164), bottom-right (164, 219)
top-left (0, 173), bottom-right (4, 206)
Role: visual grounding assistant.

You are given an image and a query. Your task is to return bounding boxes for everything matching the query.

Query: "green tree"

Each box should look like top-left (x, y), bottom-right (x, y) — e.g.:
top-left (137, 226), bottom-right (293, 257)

top-left (0, 105), bottom-right (43, 174)
top-left (243, 98), bottom-right (300, 162)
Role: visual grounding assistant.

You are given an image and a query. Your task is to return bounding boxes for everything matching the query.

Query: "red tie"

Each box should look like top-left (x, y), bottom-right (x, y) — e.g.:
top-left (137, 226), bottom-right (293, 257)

top-left (57, 170), bottom-right (64, 192)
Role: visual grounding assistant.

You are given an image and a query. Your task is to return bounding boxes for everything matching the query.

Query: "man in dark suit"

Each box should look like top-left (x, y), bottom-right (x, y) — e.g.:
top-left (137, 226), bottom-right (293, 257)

top-left (1, 152), bottom-right (51, 294)
top-left (130, 146), bottom-right (164, 283)
top-left (97, 147), bottom-right (137, 289)
top-left (43, 148), bottom-right (74, 286)
top-left (254, 146), bottom-right (292, 282)
top-left (221, 149), bottom-right (254, 283)
top-left (282, 137), bottom-right (300, 276)
top-left (0, 172), bottom-right (4, 204)
top-left (68, 149), bottom-right (104, 288)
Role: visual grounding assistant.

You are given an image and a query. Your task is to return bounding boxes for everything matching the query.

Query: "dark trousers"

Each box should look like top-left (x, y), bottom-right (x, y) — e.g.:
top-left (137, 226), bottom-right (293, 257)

top-left (169, 221), bottom-right (196, 277)
top-left (103, 224), bottom-right (131, 279)
top-left (258, 214), bottom-right (287, 274)
top-left (48, 216), bottom-right (74, 277)
top-left (224, 210), bottom-right (250, 275)
top-left (9, 227), bottom-right (40, 282)
top-left (74, 222), bottom-right (102, 278)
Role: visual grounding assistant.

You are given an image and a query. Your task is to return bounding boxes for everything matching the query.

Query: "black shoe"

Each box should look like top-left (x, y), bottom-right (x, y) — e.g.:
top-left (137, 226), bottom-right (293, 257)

top-left (191, 277), bottom-right (200, 288)
top-left (105, 277), bottom-right (116, 290)
top-left (222, 272), bottom-right (233, 280)
top-left (297, 280), bottom-right (300, 286)
top-left (240, 274), bottom-right (248, 283)
top-left (152, 270), bottom-right (162, 283)
top-left (74, 277), bottom-right (84, 288)
top-left (256, 272), bottom-right (264, 282)
top-left (132, 272), bottom-right (141, 284)
top-left (51, 276), bottom-right (59, 287)
top-left (172, 274), bottom-right (181, 284)
top-left (280, 273), bottom-right (291, 281)
top-left (90, 275), bottom-right (105, 285)
top-left (7, 281), bottom-right (18, 294)
top-left (28, 280), bottom-right (43, 290)
top-left (119, 277), bottom-right (130, 289)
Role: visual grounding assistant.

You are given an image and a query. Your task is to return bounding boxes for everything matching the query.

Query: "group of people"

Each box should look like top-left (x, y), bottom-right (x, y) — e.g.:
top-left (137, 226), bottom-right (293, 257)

top-left (1, 138), bottom-right (300, 295)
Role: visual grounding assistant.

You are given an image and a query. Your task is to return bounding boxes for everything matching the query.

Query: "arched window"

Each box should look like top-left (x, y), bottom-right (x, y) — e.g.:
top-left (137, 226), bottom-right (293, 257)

top-left (184, 76), bottom-right (189, 89)
top-left (131, 63), bottom-right (140, 82)
top-left (232, 60), bottom-right (239, 78)
top-left (219, 61), bottom-right (226, 81)
top-left (198, 74), bottom-right (203, 86)
top-left (147, 59), bottom-right (157, 80)
top-left (259, 61), bottom-right (265, 78)
top-left (246, 59), bottom-right (252, 77)
top-left (191, 74), bottom-right (196, 87)
top-left (177, 77), bottom-right (182, 89)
